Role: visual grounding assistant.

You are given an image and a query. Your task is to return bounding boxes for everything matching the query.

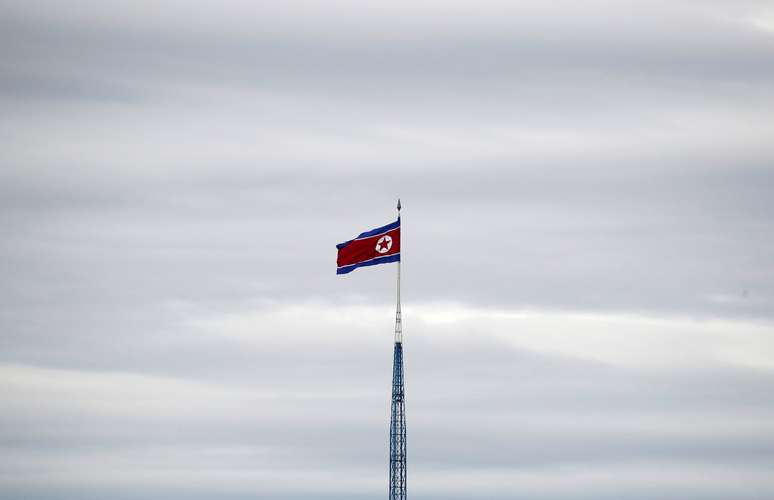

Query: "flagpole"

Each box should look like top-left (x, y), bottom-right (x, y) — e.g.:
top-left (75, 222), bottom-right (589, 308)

top-left (395, 198), bottom-right (402, 344)
top-left (389, 198), bottom-right (406, 500)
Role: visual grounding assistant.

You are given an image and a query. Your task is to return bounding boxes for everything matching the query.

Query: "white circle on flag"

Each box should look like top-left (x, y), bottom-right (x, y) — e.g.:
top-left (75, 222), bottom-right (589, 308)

top-left (375, 235), bottom-right (392, 254)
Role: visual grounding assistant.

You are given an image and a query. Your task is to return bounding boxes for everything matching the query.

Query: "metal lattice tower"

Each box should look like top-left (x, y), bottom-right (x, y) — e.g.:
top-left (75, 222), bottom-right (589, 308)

top-left (389, 339), bottom-right (406, 499)
top-left (389, 199), bottom-right (406, 500)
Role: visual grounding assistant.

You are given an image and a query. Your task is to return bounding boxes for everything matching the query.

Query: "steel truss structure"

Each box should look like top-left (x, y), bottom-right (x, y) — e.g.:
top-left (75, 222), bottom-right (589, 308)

top-left (389, 339), bottom-right (406, 500)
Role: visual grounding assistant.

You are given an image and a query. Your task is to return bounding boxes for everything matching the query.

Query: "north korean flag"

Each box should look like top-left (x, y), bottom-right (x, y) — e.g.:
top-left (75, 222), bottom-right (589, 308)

top-left (336, 218), bottom-right (400, 275)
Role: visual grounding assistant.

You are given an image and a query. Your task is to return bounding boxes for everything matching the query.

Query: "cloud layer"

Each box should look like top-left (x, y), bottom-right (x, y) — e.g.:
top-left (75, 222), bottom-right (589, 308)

top-left (1, 1), bottom-right (774, 498)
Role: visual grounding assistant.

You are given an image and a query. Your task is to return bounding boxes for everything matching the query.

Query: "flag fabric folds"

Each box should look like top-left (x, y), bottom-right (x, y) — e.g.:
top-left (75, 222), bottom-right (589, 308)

top-left (336, 218), bottom-right (401, 275)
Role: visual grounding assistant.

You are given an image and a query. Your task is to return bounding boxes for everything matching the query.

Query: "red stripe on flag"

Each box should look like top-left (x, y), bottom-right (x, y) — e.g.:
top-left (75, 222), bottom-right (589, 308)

top-left (337, 227), bottom-right (400, 268)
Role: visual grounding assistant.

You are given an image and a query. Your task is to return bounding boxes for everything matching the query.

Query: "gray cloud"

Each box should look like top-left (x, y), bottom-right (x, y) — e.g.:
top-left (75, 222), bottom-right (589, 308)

top-left (1, 0), bottom-right (774, 498)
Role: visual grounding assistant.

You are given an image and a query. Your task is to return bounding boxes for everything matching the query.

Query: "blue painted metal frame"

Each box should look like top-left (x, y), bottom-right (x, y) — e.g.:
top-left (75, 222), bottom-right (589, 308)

top-left (389, 341), bottom-right (406, 500)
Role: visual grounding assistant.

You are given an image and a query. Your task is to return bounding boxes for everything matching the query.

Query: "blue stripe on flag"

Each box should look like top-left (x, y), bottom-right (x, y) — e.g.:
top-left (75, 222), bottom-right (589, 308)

top-left (336, 253), bottom-right (400, 274)
top-left (336, 218), bottom-right (400, 250)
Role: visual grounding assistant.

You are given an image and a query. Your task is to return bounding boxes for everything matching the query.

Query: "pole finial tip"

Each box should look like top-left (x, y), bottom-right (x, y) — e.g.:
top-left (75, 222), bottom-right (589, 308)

top-left (397, 198), bottom-right (401, 212)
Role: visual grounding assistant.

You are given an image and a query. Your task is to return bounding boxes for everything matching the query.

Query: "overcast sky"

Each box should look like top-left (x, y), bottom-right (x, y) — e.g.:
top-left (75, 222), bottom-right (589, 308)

top-left (2, 1), bottom-right (774, 499)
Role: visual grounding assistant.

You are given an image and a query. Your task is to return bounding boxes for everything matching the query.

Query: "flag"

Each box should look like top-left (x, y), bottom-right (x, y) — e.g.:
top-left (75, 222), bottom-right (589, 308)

top-left (336, 218), bottom-right (400, 275)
